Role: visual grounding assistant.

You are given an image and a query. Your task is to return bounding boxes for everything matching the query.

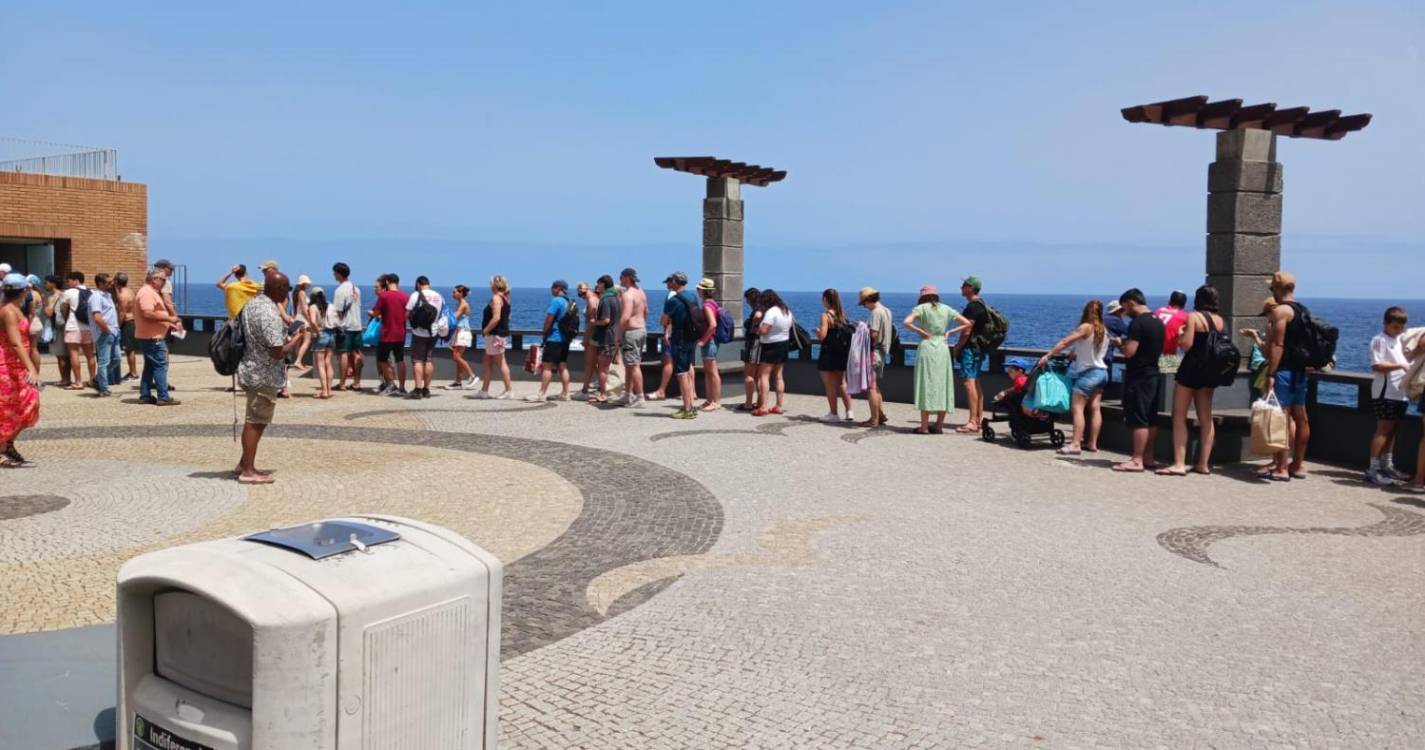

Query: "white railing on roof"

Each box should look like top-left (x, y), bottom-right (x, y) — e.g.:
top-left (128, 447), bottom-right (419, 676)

top-left (0, 136), bottom-right (119, 180)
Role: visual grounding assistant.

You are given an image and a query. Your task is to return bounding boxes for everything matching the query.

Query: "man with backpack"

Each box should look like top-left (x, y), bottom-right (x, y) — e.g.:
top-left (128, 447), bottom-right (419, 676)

top-left (954, 276), bottom-right (1004, 434)
top-left (403, 275), bottom-right (444, 399)
top-left (1262, 271), bottom-right (1328, 481)
top-left (659, 271), bottom-right (704, 419)
top-left (235, 271), bottom-right (308, 485)
top-left (529, 279), bottom-right (577, 402)
top-left (59, 271), bottom-right (98, 391)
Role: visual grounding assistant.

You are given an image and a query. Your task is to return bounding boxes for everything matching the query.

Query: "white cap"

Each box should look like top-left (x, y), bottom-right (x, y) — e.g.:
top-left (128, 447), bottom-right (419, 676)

top-left (0, 263), bottom-right (11, 275)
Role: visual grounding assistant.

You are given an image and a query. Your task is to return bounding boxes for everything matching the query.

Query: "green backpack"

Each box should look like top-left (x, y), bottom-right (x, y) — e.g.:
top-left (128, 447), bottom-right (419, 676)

top-left (970, 302), bottom-right (1008, 352)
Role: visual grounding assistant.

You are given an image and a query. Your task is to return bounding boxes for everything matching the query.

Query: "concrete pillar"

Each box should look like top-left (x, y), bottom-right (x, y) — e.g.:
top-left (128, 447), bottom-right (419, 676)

top-left (1205, 128), bottom-right (1282, 341)
top-left (703, 176), bottom-right (745, 327)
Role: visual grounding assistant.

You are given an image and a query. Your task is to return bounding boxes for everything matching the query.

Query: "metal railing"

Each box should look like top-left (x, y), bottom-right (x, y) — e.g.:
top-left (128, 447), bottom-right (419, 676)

top-left (0, 136), bottom-right (119, 180)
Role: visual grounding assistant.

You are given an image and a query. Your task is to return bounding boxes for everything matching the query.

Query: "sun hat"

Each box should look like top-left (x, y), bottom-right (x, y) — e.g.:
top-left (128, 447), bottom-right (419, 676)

top-left (664, 271), bottom-right (688, 285)
top-left (310, 286), bottom-right (326, 296)
top-left (259, 259), bottom-right (280, 271)
top-left (1106, 300), bottom-right (1123, 315)
top-left (2, 273), bottom-right (28, 290)
top-left (961, 276), bottom-right (982, 292)
top-left (919, 284), bottom-right (939, 298)
top-left (296, 274), bottom-right (312, 286)
top-left (697, 278), bottom-right (717, 291)
top-left (858, 286), bottom-right (878, 303)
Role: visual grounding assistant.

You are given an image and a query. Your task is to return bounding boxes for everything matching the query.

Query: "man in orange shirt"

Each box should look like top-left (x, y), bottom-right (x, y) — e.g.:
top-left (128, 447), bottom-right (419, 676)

top-left (135, 269), bottom-right (182, 405)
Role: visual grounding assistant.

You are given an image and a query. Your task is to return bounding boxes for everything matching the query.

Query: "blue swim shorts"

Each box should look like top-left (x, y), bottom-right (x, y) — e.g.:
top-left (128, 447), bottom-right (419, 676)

top-left (1274, 369), bottom-right (1309, 408)
top-left (1071, 367), bottom-right (1107, 396)
top-left (958, 347), bottom-right (986, 380)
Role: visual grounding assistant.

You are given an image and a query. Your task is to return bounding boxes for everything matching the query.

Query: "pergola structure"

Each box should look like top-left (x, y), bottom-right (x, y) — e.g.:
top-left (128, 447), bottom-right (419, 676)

top-left (655, 156), bottom-right (788, 327)
top-left (1121, 95), bottom-right (1372, 370)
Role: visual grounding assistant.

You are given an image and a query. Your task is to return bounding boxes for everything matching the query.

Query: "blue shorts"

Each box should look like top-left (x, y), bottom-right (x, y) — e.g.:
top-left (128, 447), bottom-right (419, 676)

top-left (700, 341), bottom-right (719, 360)
top-left (958, 348), bottom-right (986, 380)
top-left (1274, 369), bottom-right (1309, 408)
top-left (669, 339), bottom-right (697, 375)
top-left (1071, 367), bottom-right (1107, 395)
top-left (313, 329), bottom-right (334, 351)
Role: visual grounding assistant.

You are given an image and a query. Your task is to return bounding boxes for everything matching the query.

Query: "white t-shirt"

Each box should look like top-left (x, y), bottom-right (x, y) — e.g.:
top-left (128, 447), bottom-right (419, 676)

top-left (332, 281), bottom-right (362, 331)
top-left (759, 307), bottom-right (792, 344)
top-left (60, 286), bottom-right (88, 332)
top-left (406, 288), bottom-right (445, 338)
top-left (1370, 332), bottom-right (1408, 401)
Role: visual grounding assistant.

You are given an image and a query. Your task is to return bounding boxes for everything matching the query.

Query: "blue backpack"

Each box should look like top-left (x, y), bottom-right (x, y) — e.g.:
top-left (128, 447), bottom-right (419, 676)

top-left (713, 302), bottom-right (735, 344)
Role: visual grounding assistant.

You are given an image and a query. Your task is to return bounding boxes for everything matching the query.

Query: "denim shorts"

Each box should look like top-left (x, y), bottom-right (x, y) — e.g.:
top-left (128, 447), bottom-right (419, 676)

top-left (958, 347), bottom-right (986, 379)
top-left (313, 329), bottom-right (334, 350)
top-left (1071, 367), bottom-right (1107, 395)
top-left (700, 341), bottom-right (719, 360)
top-left (669, 339), bottom-right (697, 374)
top-left (1274, 369), bottom-right (1309, 408)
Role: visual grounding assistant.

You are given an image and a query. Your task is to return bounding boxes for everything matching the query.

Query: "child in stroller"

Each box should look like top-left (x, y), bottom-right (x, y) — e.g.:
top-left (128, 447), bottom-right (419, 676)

top-left (981, 358), bottom-right (1067, 449)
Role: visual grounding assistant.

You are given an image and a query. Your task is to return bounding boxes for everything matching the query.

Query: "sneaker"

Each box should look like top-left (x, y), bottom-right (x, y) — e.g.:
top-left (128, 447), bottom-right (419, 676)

top-left (496, 391), bottom-right (514, 400)
top-left (1402, 483), bottom-right (1425, 495)
top-left (421, 388), bottom-right (432, 399)
top-left (464, 376), bottom-right (481, 389)
top-left (444, 381), bottom-right (464, 390)
top-left (672, 409), bottom-right (697, 420)
top-left (629, 395), bottom-right (645, 409)
top-left (646, 392), bottom-right (665, 402)
top-left (471, 390), bottom-right (492, 400)
top-left (818, 413), bottom-right (840, 424)
top-left (844, 410), bottom-right (856, 422)
top-left (572, 390), bottom-right (590, 401)
top-left (405, 390), bottom-right (424, 400)
top-left (1365, 469), bottom-right (1396, 487)
top-left (525, 393), bottom-right (547, 403)
top-left (390, 386), bottom-right (408, 397)
top-left (374, 382), bottom-right (391, 395)
top-left (154, 398), bottom-right (181, 406)
top-left (1383, 465), bottom-right (1411, 481)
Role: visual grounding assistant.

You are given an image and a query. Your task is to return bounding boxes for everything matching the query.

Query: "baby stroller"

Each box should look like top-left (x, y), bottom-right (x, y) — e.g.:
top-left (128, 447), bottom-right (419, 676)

top-left (981, 358), bottom-right (1069, 450)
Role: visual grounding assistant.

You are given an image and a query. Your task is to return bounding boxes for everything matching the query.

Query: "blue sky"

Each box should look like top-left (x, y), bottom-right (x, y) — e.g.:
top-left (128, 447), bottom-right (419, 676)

top-left (5, 1), bottom-right (1421, 296)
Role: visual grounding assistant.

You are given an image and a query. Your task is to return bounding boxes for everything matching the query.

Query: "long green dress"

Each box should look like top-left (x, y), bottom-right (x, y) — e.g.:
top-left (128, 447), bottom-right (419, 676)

top-left (912, 302), bottom-right (958, 412)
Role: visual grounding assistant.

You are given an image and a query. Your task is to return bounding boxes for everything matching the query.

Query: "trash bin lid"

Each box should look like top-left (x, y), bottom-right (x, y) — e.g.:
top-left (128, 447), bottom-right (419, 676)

top-left (243, 520), bottom-right (400, 559)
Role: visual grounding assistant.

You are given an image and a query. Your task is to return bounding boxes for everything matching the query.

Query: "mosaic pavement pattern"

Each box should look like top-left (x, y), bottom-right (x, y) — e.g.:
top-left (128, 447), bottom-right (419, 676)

top-left (3, 357), bottom-right (1423, 749)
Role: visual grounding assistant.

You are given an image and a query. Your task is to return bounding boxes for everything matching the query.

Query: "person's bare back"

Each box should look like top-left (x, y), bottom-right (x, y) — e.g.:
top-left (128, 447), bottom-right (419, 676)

top-left (118, 287), bottom-right (136, 323)
top-left (622, 286), bottom-right (648, 329)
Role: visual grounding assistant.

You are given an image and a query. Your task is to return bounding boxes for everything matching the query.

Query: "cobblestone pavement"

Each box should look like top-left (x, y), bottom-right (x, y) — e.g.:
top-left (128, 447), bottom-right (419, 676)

top-left (5, 357), bottom-right (1424, 748)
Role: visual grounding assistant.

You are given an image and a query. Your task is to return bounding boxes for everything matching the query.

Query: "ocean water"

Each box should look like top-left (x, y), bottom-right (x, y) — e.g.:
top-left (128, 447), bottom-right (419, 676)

top-left (178, 284), bottom-right (1418, 376)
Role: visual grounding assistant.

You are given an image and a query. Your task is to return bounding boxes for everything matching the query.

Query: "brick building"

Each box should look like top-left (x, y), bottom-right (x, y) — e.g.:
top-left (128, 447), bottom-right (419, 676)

top-left (0, 140), bottom-right (148, 282)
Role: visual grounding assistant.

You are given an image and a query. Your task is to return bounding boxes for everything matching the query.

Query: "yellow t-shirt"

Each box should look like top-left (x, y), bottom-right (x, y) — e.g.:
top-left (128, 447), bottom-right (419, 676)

top-left (224, 279), bottom-right (261, 319)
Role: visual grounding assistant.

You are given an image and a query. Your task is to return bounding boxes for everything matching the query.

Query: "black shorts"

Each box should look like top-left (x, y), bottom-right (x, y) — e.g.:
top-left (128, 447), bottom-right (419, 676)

top-left (1122, 373), bottom-right (1162, 428)
top-left (120, 321), bottom-right (136, 351)
top-left (409, 336), bottom-right (436, 363)
top-left (1372, 398), bottom-right (1408, 421)
top-left (377, 341), bottom-right (405, 363)
top-left (760, 340), bottom-right (789, 365)
top-left (543, 340), bottom-right (570, 365)
top-left (1174, 359), bottom-right (1218, 391)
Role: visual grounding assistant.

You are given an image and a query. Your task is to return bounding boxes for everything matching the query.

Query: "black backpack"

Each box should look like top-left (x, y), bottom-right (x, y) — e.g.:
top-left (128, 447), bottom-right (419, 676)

top-left (825, 318), bottom-right (854, 353)
top-left (210, 310), bottom-right (247, 376)
top-left (73, 288), bottom-right (93, 325)
top-left (1197, 313), bottom-right (1241, 387)
top-left (556, 297), bottom-right (581, 341)
top-left (677, 293), bottom-right (710, 343)
top-left (409, 289), bottom-right (438, 330)
top-left (1285, 302), bottom-right (1338, 369)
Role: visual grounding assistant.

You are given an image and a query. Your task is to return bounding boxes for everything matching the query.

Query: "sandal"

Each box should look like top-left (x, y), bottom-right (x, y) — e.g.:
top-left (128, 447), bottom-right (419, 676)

top-left (1056, 447), bottom-right (1082, 456)
top-left (913, 427), bottom-right (931, 435)
top-left (751, 408), bottom-right (769, 417)
top-left (1111, 463), bottom-right (1145, 473)
top-left (954, 423), bottom-right (979, 434)
top-left (698, 402), bottom-right (720, 412)
top-left (736, 403), bottom-right (755, 412)
top-left (768, 406), bottom-right (784, 415)
top-left (237, 473), bottom-right (276, 485)
top-left (1154, 467), bottom-right (1188, 477)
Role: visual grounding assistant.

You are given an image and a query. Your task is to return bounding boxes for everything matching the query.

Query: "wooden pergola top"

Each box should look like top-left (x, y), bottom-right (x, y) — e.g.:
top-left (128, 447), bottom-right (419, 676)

top-left (1121, 96), bottom-right (1371, 140)
top-left (654, 156), bottom-right (786, 187)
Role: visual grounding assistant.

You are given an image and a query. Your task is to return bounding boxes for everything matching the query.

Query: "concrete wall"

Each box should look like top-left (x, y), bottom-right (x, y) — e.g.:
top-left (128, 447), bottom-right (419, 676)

top-left (0, 171), bottom-right (148, 281)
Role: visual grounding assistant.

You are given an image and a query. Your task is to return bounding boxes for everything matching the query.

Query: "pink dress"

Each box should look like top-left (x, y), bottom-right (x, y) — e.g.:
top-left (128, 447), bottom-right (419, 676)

top-left (0, 313), bottom-right (39, 444)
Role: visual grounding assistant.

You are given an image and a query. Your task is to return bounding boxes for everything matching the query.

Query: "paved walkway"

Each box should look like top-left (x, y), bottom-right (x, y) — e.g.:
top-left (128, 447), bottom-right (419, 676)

top-left (2, 357), bottom-right (1423, 748)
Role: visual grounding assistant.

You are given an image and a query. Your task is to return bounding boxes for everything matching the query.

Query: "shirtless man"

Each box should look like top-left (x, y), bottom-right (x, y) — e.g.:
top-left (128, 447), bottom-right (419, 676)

top-left (617, 267), bottom-right (649, 407)
top-left (116, 272), bottom-right (138, 380)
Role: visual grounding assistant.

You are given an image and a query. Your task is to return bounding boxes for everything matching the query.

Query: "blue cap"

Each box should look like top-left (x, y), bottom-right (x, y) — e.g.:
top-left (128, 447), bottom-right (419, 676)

top-left (26, 274), bottom-right (41, 288)
top-left (1005, 357), bottom-right (1034, 371)
top-left (2, 273), bottom-right (28, 290)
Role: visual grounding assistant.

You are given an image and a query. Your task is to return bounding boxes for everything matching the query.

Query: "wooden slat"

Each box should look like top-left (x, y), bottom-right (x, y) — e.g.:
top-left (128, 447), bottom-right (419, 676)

top-left (1230, 102), bottom-right (1277, 129)
top-left (1324, 113), bottom-right (1372, 139)
top-left (1162, 95), bottom-right (1209, 125)
top-left (1197, 99), bottom-right (1243, 129)
top-left (654, 156), bottom-right (787, 185)
top-left (1293, 109), bottom-right (1342, 138)
top-left (1266, 107), bottom-right (1311, 134)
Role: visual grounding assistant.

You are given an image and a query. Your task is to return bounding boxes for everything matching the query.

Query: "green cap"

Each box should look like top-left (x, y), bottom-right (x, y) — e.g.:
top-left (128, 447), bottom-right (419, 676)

top-left (961, 276), bottom-right (982, 292)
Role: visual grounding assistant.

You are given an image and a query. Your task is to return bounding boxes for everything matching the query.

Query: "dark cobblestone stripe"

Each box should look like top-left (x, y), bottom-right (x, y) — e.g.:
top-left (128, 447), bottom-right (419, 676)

top-left (342, 402), bottom-right (556, 420)
top-left (1156, 501), bottom-right (1425, 568)
top-left (0, 494), bottom-right (70, 521)
top-left (649, 428), bottom-right (784, 443)
top-left (27, 423), bottom-right (724, 659)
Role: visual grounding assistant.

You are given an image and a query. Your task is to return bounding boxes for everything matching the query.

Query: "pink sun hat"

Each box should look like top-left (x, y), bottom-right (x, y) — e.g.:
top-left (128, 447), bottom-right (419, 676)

top-left (919, 284), bottom-right (939, 297)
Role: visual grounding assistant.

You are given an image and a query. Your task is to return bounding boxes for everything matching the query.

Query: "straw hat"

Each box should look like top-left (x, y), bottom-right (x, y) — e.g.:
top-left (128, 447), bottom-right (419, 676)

top-left (858, 286), bottom-right (878, 303)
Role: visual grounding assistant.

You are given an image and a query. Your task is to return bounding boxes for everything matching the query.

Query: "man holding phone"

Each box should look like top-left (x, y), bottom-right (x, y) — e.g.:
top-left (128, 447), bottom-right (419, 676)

top-left (235, 271), bottom-right (308, 485)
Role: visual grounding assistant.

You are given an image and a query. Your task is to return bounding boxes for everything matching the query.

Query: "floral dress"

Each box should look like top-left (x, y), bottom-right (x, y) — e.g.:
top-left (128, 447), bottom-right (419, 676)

top-left (1, 314), bottom-right (40, 444)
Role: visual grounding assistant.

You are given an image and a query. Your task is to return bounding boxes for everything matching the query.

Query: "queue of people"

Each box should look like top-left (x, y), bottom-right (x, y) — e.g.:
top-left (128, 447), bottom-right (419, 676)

top-left (2, 258), bottom-right (1422, 493)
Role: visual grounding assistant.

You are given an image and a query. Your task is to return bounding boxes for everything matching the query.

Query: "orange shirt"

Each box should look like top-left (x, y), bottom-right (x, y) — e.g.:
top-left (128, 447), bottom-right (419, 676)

top-left (135, 285), bottom-right (171, 340)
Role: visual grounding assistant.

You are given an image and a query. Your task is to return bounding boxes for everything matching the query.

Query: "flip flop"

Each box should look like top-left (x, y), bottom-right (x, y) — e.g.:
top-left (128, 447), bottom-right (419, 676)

top-left (237, 474), bottom-right (276, 485)
top-left (1112, 463), bottom-right (1145, 473)
top-left (1290, 471), bottom-right (1308, 480)
top-left (1190, 467), bottom-right (1211, 476)
top-left (1056, 448), bottom-right (1082, 456)
top-left (1154, 468), bottom-right (1188, 477)
top-left (913, 427), bottom-right (932, 435)
top-left (698, 403), bottom-right (720, 412)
